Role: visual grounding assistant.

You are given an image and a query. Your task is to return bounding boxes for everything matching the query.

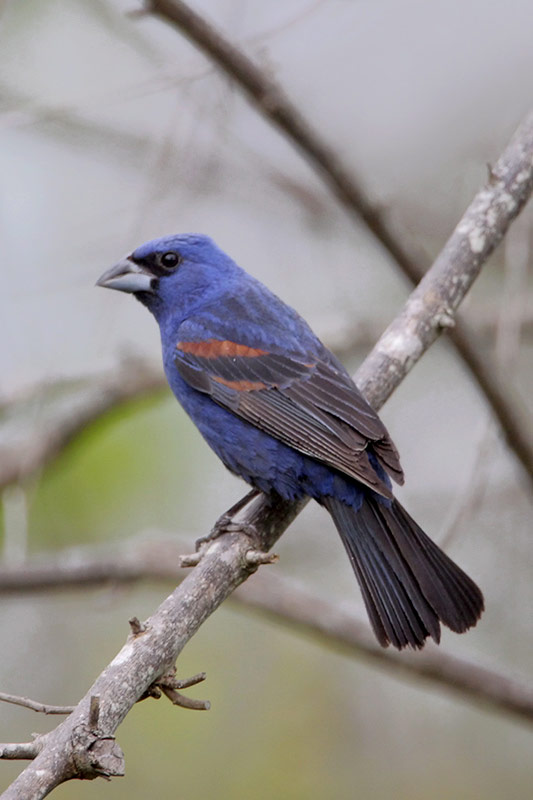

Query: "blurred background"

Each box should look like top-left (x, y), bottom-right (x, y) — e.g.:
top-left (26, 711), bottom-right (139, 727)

top-left (1, 0), bottom-right (533, 797)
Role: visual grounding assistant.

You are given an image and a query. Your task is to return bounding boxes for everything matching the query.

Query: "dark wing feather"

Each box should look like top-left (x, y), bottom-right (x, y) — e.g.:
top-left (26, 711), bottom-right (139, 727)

top-left (174, 336), bottom-right (403, 496)
top-left (286, 360), bottom-right (404, 484)
top-left (235, 387), bottom-right (388, 495)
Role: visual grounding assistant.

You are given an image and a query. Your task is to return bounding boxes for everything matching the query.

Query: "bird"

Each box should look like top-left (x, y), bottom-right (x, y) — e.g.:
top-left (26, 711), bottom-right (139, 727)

top-left (97, 233), bottom-right (484, 650)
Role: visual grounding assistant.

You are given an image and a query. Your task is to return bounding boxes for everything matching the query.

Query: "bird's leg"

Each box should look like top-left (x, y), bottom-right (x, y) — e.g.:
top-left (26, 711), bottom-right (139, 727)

top-left (195, 488), bottom-right (261, 550)
top-left (212, 487), bottom-right (261, 530)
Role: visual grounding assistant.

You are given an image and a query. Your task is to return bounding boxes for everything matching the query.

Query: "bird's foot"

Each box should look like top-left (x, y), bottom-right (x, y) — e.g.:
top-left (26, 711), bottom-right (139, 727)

top-left (195, 515), bottom-right (260, 551)
top-left (181, 519), bottom-right (276, 569)
top-left (195, 488), bottom-right (261, 551)
top-left (198, 516), bottom-right (278, 569)
top-left (181, 489), bottom-right (277, 569)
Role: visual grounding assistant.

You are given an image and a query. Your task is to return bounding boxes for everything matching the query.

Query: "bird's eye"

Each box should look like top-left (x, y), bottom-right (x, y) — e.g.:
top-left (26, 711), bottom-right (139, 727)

top-left (160, 251), bottom-right (180, 270)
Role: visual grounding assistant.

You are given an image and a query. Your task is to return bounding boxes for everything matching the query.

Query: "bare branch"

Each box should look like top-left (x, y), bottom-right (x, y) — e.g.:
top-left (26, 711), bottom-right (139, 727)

top-left (3, 114), bottom-right (533, 796)
top-left (0, 692), bottom-right (74, 716)
top-left (0, 742), bottom-right (43, 761)
top-left (159, 686), bottom-right (210, 711)
top-left (1, 540), bottom-right (532, 727)
top-left (147, 0), bottom-right (533, 486)
top-left (0, 359), bottom-right (165, 491)
top-left (157, 670), bottom-right (210, 711)
top-left (172, 672), bottom-right (207, 689)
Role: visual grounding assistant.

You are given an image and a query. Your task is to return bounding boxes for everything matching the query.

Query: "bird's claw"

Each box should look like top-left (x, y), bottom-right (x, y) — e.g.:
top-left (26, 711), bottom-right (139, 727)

top-left (195, 514), bottom-right (231, 550)
top-left (195, 516), bottom-right (260, 551)
top-left (195, 489), bottom-right (261, 551)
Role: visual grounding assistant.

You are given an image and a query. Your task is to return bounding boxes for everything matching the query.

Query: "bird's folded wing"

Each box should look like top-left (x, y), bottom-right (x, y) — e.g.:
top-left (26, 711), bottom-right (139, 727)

top-left (174, 322), bottom-right (403, 496)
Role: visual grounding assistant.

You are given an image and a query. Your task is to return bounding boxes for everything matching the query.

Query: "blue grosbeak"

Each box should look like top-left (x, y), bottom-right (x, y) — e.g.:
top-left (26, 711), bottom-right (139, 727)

top-left (97, 234), bottom-right (483, 649)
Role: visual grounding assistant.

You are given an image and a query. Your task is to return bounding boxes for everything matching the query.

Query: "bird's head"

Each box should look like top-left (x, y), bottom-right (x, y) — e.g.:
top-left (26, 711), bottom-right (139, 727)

top-left (97, 233), bottom-right (239, 321)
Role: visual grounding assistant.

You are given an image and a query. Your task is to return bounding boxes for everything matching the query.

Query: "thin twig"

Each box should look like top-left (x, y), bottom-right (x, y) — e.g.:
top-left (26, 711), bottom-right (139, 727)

top-left (172, 672), bottom-right (206, 689)
top-left (147, 0), bottom-right (533, 486)
top-left (157, 670), bottom-right (210, 711)
top-left (159, 686), bottom-right (210, 711)
top-left (0, 692), bottom-right (74, 716)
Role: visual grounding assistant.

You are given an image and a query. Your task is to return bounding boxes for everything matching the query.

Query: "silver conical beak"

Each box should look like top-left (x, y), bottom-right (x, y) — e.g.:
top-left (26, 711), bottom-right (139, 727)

top-left (96, 258), bottom-right (154, 294)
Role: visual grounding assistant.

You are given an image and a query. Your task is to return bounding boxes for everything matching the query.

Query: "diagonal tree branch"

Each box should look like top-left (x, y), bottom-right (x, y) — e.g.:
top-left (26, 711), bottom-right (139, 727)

top-left (146, 0), bottom-right (533, 486)
top-left (1, 539), bottom-right (532, 726)
top-left (3, 110), bottom-right (533, 795)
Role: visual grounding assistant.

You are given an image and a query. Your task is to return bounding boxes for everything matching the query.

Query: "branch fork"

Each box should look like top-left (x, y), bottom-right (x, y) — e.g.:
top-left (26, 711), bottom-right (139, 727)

top-left (151, 669), bottom-right (210, 711)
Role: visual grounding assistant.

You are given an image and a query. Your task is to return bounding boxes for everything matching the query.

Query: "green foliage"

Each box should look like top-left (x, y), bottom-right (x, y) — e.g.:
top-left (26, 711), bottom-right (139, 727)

top-left (26, 396), bottom-right (201, 550)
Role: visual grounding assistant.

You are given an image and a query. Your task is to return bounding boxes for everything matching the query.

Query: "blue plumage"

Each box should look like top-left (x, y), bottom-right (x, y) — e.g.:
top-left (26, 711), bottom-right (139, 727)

top-left (97, 233), bottom-right (484, 649)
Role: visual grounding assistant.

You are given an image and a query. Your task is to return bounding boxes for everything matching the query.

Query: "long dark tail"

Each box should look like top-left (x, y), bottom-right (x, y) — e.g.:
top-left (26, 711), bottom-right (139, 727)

top-left (323, 494), bottom-right (484, 649)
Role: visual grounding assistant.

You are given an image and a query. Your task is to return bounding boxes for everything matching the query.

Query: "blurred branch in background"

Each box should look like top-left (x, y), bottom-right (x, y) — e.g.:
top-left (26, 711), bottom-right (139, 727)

top-left (147, 0), bottom-right (533, 488)
top-left (0, 83), bottom-right (149, 154)
top-left (0, 537), bottom-right (532, 726)
top-left (0, 357), bottom-right (165, 493)
top-left (2, 105), bottom-right (533, 796)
